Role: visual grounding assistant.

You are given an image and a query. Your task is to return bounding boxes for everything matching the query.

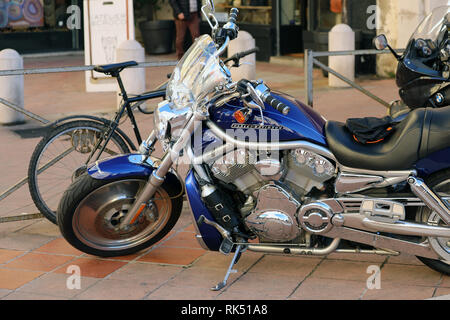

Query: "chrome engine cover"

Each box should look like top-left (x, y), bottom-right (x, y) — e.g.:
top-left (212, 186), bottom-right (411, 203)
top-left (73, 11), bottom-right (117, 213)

top-left (209, 149), bottom-right (281, 194)
top-left (208, 148), bottom-right (335, 197)
top-left (245, 184), bottom-right (301, 242)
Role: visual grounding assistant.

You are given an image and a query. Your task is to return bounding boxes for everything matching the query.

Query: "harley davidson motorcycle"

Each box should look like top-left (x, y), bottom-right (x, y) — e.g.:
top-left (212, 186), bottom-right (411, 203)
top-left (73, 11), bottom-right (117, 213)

top-left (57, 2), bottom-right (450, 290)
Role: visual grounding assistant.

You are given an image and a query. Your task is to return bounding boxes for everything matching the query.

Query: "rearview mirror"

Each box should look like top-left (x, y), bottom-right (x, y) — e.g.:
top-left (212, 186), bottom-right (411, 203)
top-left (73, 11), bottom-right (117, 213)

top-left (205, 0), bottom-right (215, 13)
top-left (373, 34), bottom-right (388, 50)
top-left (202, 0), bottom-right (218, 33)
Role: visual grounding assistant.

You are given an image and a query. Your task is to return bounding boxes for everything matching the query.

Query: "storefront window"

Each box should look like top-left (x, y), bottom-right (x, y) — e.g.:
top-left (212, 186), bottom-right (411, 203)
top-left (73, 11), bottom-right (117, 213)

top-left (280, 0), bottom-right (305, 26)
top-left (0, 0), bottom-right (78, 31)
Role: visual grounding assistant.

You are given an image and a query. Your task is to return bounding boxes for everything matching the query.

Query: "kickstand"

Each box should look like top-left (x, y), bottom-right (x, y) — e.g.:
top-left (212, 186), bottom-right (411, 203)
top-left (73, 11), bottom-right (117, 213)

top-left (211, 244), bottom-right (242, 291)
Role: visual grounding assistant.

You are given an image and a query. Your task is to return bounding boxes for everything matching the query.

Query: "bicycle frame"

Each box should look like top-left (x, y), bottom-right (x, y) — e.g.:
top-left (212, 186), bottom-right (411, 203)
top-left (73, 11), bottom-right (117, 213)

top-left (84, 72), bottom-right (166, 165)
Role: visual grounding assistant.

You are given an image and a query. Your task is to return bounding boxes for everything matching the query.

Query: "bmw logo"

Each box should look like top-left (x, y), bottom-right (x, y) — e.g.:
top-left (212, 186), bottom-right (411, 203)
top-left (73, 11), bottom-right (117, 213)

top-left (435, 93), bottom-right (444, 105)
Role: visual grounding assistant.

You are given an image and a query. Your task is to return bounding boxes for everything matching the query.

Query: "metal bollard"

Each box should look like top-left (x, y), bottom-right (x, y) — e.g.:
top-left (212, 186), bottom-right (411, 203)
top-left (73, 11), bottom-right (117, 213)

top-left (0, 49), bottom-right (25, 124)
top-left (328, 24), bottom-right (355, 88)
top-left (227, 31), bottom-right (256, 82)
top-left (116, 40), bottom-right (146, 109)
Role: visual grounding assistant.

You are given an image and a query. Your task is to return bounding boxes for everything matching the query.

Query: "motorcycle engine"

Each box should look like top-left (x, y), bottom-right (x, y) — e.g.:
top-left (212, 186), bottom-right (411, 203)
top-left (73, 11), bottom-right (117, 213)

top-left (208, 148), bottom-right (335, 242)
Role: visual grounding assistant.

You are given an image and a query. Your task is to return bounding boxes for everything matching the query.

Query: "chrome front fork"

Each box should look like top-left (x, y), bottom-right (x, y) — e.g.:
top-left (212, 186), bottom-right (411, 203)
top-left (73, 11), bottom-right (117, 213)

top-left (118, 113), bottom-right (203, 228)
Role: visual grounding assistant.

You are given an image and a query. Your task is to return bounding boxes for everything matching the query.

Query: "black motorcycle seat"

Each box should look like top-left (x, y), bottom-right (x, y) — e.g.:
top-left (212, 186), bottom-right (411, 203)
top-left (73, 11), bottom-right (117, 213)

top-left (93, 61), bottom-right (138, 75)
top-left (325, 106), bottom-right (450, 171)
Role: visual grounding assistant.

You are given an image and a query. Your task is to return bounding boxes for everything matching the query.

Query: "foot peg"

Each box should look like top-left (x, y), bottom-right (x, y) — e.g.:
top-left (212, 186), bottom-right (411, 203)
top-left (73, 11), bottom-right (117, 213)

top-left (211, 244), bottom-right (242, 291)
top-left (197, 215), bottom-right (232, 242)
top-left (408, 176), bottom-right (450, 225)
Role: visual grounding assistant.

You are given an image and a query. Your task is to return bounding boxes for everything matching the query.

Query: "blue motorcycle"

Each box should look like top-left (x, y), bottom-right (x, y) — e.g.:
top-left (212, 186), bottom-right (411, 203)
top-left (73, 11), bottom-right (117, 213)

top-left (57, 2), bottom-right (450, 290)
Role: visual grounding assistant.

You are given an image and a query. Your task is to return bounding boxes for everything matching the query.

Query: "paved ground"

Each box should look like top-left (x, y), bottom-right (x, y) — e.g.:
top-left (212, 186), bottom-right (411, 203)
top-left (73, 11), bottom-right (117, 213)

top-left (0, 52), bottom-right (448, 300)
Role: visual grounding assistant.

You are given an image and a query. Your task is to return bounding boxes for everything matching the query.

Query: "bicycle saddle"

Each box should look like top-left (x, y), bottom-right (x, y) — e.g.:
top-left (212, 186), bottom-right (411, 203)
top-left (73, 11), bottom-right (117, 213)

top-left (93, 61), bottom-right (138, 75)
top-left (325, 106), bottom-right (450, 171)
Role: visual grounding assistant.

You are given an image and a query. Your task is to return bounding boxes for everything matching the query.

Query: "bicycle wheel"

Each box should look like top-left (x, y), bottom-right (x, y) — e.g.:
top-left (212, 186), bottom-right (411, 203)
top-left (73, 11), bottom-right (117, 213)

top-left (28, 120), bottom-right (131, 224)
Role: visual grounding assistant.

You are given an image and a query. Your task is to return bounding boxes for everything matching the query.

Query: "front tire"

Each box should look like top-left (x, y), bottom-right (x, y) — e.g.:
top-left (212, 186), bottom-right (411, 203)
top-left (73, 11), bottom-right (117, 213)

top-left (57, 173), bottom-right (183, 257)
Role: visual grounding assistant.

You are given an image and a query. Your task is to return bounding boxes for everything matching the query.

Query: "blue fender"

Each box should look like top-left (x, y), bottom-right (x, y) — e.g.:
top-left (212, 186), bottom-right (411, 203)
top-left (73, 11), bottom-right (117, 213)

top-left (87, 154), bottom-right (184, 196)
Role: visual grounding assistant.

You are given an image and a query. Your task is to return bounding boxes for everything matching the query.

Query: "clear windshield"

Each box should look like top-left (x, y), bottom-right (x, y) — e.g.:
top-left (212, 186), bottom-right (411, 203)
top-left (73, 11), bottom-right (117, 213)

top-left (410, 6), bottom-right (449, 45)
top-left (166, 35), bottom-right (231, 110)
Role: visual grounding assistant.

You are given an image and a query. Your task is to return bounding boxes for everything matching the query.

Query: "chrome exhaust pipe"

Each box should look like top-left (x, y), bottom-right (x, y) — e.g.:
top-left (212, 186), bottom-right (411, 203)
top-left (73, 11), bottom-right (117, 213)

top-left (247, 237), bottom-right (341, 256)
top-left (408, 176), bottom-right (450, 225)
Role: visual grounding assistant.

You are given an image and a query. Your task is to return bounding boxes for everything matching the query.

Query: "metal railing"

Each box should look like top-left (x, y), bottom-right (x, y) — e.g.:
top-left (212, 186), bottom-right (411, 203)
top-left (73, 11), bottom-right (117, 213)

top-left (304, 48), bottom-right (405, 108)
top-left (0, 60), bottom-right (177, 223)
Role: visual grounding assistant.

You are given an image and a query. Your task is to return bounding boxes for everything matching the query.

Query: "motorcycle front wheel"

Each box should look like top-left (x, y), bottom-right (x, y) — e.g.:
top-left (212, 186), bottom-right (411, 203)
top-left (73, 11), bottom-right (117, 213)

top-left (57, 173), bottom-right (183, 257)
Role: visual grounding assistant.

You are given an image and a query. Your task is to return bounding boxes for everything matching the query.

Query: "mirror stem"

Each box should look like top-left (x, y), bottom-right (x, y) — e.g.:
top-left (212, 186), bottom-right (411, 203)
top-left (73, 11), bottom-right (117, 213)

top-left (387, 44), bottom-right (401, 61)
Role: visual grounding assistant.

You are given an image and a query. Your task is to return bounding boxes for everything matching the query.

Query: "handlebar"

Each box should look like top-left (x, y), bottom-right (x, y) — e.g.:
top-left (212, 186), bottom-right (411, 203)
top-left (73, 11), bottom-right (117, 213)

top-left (223, 47), bottom-right (259, 65)
top-left (215, 8), bottom-right (239, 55)
top-left (262, 94), bottom-right (290, 115)
top-left (236, 79), bottom-right (290, 115)
top-left (228, 8), bottom-right (239, 24)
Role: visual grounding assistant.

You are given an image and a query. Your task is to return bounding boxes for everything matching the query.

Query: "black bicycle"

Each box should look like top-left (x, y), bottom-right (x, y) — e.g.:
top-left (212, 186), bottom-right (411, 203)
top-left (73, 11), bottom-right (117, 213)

top-left (28, 61), bottom-right (167, 224)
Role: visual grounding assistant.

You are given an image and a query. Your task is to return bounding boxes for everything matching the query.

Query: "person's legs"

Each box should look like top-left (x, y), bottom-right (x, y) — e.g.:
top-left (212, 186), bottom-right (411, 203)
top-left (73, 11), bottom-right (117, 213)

top-left (187, 13), bottom-right (200, 41)
top-left (175, 19), bottom-right (188, 60)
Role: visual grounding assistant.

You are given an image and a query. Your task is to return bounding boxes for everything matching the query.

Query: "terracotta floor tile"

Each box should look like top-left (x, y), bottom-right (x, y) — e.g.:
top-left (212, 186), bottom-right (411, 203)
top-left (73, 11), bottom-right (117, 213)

top-left (0, 249), bottom-right (25, 264)
top-left (362, 284), bottom-right (436, 300)
top-left (54, 257), bottom-right (127, 278)
top-left (109, 262), bottom-right (182, 284)
top-left (2, 291), bottom-right (66, 300)
top-left (0, 234), bottom-right (55, 251)
top-left (73, 279), bottom-right (156, 300)
top-left (0, 289), bottom-right (12, 298)
top-left (0, 268), bottom-right (44, 290)
top-left (440, 275), bottom-right (450, 288)
top-left (146, 283), bottom-right (220, 300)
top-left (165, 266), bottom-right (242, 289)
top-left (193, 251), bottom-right (263, 271)
top-left (386, 254), bottom-right (424, 266)
top-left (326, 252), bottom-right (388, 264)
top-left (223, 272), bottom-right (299, 298)
top-left (183, 224), bottom-right (197, 233)
top-left (84, 252), bottom-right (145, 262)
top-left (138, 247), bottom-right (206, 266)
top-left (289, 278), bottom-right (366, 300)
top-left (160, 231), bottom-right (204, 249)
top-left (379, 264), bottom-right (442, 287)
top-left (34, 238), bottom-right (83, 256)
top-left (310, 259), bottom-right (378, 281)
top-left (4, 252), bottom-right (75, 272)
top-left (434, 287), bottom-right (450, 298)
top-left (248, 255), bottom-right (321, 279)
top-left (18, 273), bottom-right (99, 298)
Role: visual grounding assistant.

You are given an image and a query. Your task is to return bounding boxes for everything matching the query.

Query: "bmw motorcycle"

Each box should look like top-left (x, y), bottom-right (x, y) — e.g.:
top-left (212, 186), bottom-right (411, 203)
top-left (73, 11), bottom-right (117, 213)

top-left (57, 1), bottom-right (450, 290)
top-left (375, 6), bottom-right (450, 117)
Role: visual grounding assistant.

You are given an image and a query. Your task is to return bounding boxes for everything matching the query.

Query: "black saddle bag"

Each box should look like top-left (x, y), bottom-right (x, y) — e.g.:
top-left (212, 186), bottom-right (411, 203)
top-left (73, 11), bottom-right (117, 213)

top-left (346, 116), bottom-right (397, 144)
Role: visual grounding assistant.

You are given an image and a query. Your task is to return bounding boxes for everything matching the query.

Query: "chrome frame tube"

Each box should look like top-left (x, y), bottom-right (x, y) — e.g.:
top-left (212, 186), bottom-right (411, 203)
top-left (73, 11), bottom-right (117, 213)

top-left (205, 120), bottom-right (336, 161)
top-left (408, 176), bottom-right (450, 225)
top-left (339, 213), bottom-right (450, 238)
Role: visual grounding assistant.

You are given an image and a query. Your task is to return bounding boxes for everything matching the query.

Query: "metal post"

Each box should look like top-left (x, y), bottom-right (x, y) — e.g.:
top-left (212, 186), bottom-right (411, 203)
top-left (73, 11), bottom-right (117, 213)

top-left (305, 49), bottom-right (314, 107)
top-left (313, 58), bottom-right (391, 108)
